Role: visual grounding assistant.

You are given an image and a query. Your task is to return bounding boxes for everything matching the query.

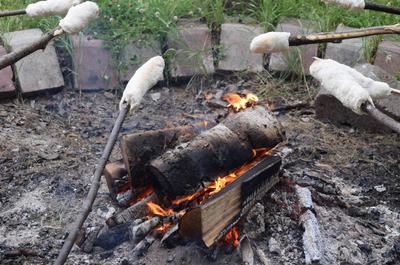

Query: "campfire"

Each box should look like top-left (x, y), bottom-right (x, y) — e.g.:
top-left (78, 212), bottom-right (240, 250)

top-left (76, 92), bottom-right (285, 257)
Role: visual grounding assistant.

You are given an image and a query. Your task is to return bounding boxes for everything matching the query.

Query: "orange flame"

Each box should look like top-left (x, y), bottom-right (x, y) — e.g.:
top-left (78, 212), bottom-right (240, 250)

top-left (223, 93), bottom-right (259, 112)
top-left (156, 223), bottom-right (172, 234)
top-left (220, 227), bottom-right (240, 248)
top-left (147, 201), bottom-right (175, 216)
top-left (172, 148), bottom-right (271, 207)
top-left (129, 186), bottom-right (154, 206)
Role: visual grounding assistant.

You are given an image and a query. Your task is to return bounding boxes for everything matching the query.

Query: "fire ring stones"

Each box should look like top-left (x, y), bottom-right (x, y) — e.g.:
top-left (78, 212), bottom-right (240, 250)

top-left (218, 23), bottom-right (264, 72)
top-left (2, 29), bottom-right (64, 96)
top-left (120, 38), bottom-right (163, 83)
top-left (0, 46), bottom-right (16, 99)
top-left (167, 20), bottom-right (214, 78)
top-left (71, 35), bottom-right (118, 91)
top-left (269, 18), bottom-right (318, 75)
top-left (325, 24), bottom-right (367, 67)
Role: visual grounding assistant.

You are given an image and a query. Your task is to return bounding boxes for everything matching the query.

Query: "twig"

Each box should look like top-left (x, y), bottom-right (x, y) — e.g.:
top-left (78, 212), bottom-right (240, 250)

top-left (365, 2), bottom-right (400, 15)
top-left (289, 24), bottom-right (400, 46)
top-left (270, 101), bottom-right (310, 112)
top-left (54, 105), bottom-right (129, 265)
top-left (0, 9), bottom-right (26, 18)
top-left (391, 88), bottom-right (400, 96)
top-left (254, 246), bottom-right (270, 265)
top-left (3, 248), bottom-right (42, 258)
top-left (0, 26), bottom-right (64, 70)
top-left (363, 103), bottom-right (400, 134)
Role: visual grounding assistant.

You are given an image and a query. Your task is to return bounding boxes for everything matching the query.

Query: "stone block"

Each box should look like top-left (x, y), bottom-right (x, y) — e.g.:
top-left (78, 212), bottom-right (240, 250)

top-left (218, 23), bottom-right (263, 72)
top-left (2, 29), bottom-right (64, 96)
top-left (168, 21), bottom-right (214, 78)
top-left (0, 46), bottom-right (16, 99)
top-left (71, 35), bottom-right (118, 91)
top-left (325, 24), bottom-right (366, 67)
top-left (374, 40), bottom-right (400, 76)
top-left (269, 18), bottom-right (318, 75)
top-left (315, 63), bottom-right (400, 132)
top-left (120, 38), bottom-right (163, 83)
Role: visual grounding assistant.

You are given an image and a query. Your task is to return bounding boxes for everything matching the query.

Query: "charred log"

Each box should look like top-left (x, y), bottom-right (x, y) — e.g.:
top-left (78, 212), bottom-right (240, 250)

top-left (179, 155), bottom-right (282, 247)
top-left (106, 193), bottom-right (159, 227)
top-left (121, 121), bottom-right (215, 189)
top-left (103, 160), bottom-right (129, 201)
top-left (149, 107), bottom-right (284, 198)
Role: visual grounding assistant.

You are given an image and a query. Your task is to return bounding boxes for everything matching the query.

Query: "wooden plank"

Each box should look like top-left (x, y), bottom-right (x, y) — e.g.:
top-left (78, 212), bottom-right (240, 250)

top-left (179, 155), bottom-right (281, 247)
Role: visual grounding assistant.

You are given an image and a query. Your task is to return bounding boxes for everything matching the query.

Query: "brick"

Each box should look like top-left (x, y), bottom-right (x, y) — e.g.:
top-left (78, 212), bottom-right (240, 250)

top-left (325, 24), bottom-right (366, 67)
top-left (2, 29), bottom-right (64, 96)
top-left (0, 46), bottom-right (16, 99)
top-left (71, 35), bottom-right (118, 91)
top-left (315, 63), bottom-right (400, 132)
top-left (218, 23), bottom-right (263, 72)
top-left (120, 38), bottom-right (163, 83)
top-left (269, 18), bottom-right (318, 75)
top-left (374, 40), bottom-right (400, 76)
top-left (168, 21), bottom-right (214, 78)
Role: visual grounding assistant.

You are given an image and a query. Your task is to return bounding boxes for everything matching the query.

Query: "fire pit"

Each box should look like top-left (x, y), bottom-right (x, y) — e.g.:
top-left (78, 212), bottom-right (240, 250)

top-left (76, 93), bottom-right (285, 258)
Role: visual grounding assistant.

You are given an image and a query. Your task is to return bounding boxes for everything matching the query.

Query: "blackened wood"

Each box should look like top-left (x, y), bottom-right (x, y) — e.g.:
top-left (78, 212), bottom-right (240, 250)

top-left (179, 155), bottom-right (281, 247)
top-left (121, 121), bottom-right (215, 190)
top-left (103, 160), bottom-right (128, 201)
top-left (365, 2), bottom-right (400, 15)
top-left (149, 107), bottom-right (284, 198)
top-left (106, 193), bottom-right (158, 227)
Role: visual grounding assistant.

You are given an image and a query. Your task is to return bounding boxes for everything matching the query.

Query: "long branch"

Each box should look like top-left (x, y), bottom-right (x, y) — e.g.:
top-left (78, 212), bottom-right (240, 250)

top-left (0, 9), bottom-right (26, 18)
top-left (363, 103), bottom-right (400, 134)
top-left (289, 24), bottom-right (400, 46)
top-left (365, 2), bottom-right (400, 15)
top-left (54, 105), bottom-right (129, 265)
top-left (0, 27), bottom-right (64, 70)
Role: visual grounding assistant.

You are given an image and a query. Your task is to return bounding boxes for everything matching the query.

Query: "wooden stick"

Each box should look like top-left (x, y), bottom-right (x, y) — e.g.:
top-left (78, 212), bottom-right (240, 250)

top-left (363, 103), bottom-right (400, 134)
top-left (0, 9), bottom-right (26, 18)
top-left (0, 26), bottom-right (64, 70)
top-left (289, 24), bottom-right (400, 46)
top-left (365, 2), bottom-right (400, 15)
top-left (391, 88), bottom-right (400, 96)
top-left (54, 105), bottom-right (129, 265)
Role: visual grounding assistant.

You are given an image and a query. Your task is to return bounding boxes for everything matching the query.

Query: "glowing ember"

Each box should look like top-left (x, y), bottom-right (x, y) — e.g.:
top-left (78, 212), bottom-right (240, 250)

top-left (147, 201), bottom-right (175, 216)
top-left (172, 148), bottom-right (272, 207)
top-left (156, 223), bottom-right (172, 234)
top-left (129, 186), bottom-right (154, 205)
top-left (223, 93), bottom-right (259, 112)
top-left (220, 227), bottom-right (240, 248)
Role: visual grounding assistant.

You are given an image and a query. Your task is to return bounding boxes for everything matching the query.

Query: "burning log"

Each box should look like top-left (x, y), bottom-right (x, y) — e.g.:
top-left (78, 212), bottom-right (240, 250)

top-left (149, 107), bottom-right (284, 198)
top-left (103, 160), bottom-right (129, 201)
top-left (106, 193), bottom-right (159, 227)
top-left (121, 121), bottom-right (215, 189)
top-left (179, 155), bottom-right (281, 247)
top-left (131, 217), bottom-right (161, 242)
top-left (161, 224), bottom-right (180, 248)
top-left (250, 24), bottom-right (400, 54)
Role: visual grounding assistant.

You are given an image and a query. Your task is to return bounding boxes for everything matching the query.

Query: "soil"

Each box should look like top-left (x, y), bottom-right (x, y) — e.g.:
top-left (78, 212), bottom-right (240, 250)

top-left (0, 74), bottom-right (399, 265)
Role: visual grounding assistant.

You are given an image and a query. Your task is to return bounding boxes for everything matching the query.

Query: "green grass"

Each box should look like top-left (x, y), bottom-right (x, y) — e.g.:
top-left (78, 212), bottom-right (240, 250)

top-left (2, 0), bottom-right (400, 78)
